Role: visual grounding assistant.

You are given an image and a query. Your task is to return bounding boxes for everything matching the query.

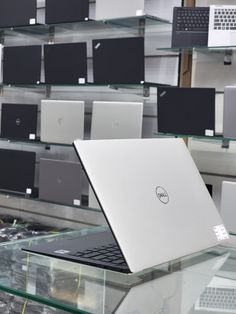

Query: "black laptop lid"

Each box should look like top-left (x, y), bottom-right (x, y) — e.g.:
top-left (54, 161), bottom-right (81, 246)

top-left (1, 103), bottom-right (38, 140)
top-left (157, 87), bottom-right (215, 136)
top-left (44, 42), bottom-right (87, 84)
top-left (45, 0), bottom-right (89, 24)
top-left (3, 45), bottom-right (41, 84)
top-left (0, 149), bottom-right (36, 193)
top-left (93, 37), bottom-right (144, 84)
top-left (0, 0), bottom-right (37, 28)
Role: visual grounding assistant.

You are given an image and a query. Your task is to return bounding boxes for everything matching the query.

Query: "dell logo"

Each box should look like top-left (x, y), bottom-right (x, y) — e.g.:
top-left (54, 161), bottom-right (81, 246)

top-left (156, 186), bottom-right (169, 204)
top-left (16, 118), bottom-right (21, 126)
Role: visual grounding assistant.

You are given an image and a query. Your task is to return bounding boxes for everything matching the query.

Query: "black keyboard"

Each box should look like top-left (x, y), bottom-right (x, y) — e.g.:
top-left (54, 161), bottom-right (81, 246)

top-left (69, 243), bottom-right (127, 266)
top-left (213, 7), bottom-right (236, 30)
top-left (176, 8), bottom-right (209, 32)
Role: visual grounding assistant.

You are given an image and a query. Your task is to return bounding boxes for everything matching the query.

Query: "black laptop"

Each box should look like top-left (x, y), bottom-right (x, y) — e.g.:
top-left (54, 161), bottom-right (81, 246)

top-left (157, 87), bottom-right (215, 136)
top-left (93, 37), bottom-right (144, 84)
top-left (0, 0), bottom-right (37, 28)
top-left (45, 0), bottom-right (89, 24)
top-left (0, 149), bottom-right (36, 195)
top-left (3, 45), bottom-right (41, 84)
top-left (44, 42), bottom-right (87, 84)
top-left (171, 7), bottom-right (209, 48)
top-left (1, 103), bottom-right (38, 140)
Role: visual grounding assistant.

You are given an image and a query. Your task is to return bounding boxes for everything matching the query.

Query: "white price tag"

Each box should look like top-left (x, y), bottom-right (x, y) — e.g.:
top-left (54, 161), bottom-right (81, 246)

top-left (205, 129), bottom-right (214, 137)
top-left (29, 134), bottom-right (36, 140)
top-left (73, 199), bottom-right (81, 206)
top-left (78, 78), bottom-right (85, 84)
top-left (29, 18), bottom-right (36, 25)
top-left (26, 188), bottom-right (32, 195)
top-left (136, 10), bottom-right (143, 16)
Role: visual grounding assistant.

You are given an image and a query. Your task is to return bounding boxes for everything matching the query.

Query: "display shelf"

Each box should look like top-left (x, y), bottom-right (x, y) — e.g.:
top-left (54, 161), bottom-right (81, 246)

top-left (157, 45), bottom-right (236, 52)
top-left (154, 132), bottom-right (236, 143)
top-left (0, 226), bottom-right (234, 313)
top-left (2, 15), bottom-right (170, 37)
top-left (0, 137), bottom-right (73, 148)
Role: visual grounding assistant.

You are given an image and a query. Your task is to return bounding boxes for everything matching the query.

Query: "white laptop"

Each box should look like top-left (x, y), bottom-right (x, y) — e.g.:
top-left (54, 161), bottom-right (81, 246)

top-left (40, 100), bottom-right (84, 145)
top-left (223, 86), bottom-right (236, 139)
top-left (89, 101), bottom-right (143, 208)
top-left (208, 5), bottom-right (236, 47)
top-left (221, 181), bottom-right (236, 234)
top-left (24, 138), bottom-right (229, 274)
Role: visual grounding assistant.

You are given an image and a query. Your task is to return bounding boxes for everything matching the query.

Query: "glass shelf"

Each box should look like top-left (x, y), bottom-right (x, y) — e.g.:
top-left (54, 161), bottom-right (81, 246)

top-left (0, 226), bottom-right (234, 313)
top-left (0, 137), bottom-right (73, 148)
top-left (157, 45), bottom-right (236, 52)
top-left (1, 15), bottom-right (170, 37)
top-left (154, 132), bottom-right (236, 142)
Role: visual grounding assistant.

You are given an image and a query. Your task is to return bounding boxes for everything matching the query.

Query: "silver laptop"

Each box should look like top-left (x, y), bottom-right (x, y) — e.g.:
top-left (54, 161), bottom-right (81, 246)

top-left (221, 181), bottom-right (236, 234)
top-left (89, 101), bottom-right (143, 208)
top-left (40, 100), bottom-right (84, 145)
top-left (223, 86), bottom-right (236, 139)
top-left (208, 5), bottom-right (236, 47)
top-left (25, 138), bottom-right (229, 273)
top-left (39, 158), bottom-right (82, 206)
top-left (96, 0), bottom-right (145, 20)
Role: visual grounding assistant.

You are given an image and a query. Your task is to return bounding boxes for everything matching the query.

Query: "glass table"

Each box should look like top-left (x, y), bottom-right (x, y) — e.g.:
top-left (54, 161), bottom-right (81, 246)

top-left (0, 226), bottom-right (235, 313)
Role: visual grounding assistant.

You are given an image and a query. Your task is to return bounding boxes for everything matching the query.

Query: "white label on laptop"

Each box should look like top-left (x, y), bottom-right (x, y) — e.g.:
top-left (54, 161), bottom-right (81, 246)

top-left (29, 18), bottom-right (36, 25)
top-left (136, 10), bottom-right (143, 16)
top-left (73, 199), bottom-right (81, 206)
top-left (213, 224), bottom-right (229, 241)
top-left (205, 129), bottom-right (214, 136)
top-left (78, 78), bottom-right (85, 84)
top-left (54, 250), bottom-right (70, 254)
top-left (26, 188), bottom-right (32, 195)
top-left (84, 17), bottom-right (89, 21)
top-left (29, 134), bottom-right (36, 140)
top-left (95, 43), bottom-right (101, 49)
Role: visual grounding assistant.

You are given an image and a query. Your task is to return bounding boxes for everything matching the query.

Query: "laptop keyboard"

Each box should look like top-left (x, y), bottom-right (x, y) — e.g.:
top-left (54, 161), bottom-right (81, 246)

top-left (176, 8), bottom-right (209, 32)
top-left (69, 243), bottom-right (127, 266)
top-left (214, 8), bottom-right (236, 30)
top-left (199, 287), bottom-right (236, 310)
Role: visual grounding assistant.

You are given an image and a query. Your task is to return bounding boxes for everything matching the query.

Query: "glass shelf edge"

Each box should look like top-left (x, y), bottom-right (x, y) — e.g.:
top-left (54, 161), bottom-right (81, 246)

top-left (154, 133), bottom-right (236, 142)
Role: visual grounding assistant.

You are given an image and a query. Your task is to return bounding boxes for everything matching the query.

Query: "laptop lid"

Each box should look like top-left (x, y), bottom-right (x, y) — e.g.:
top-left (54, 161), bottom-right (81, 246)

top-left (39, 158), bottom-right (82, 206)
top-left (74, 138), bottom-right (228, 273)
top-left (92, 37), bottom-right (144, 84)
top-left (1, 103), bottom-right (38, 140)
top-left (158, 87), bottom-right (215, 137)
top-left (0, 149), bottom-right (35, 194)
top-left (221, 181), bottom-right (236, 234)
top-left (41, 100), bottom-right (84, 144)
top-left (45, 0), bottom-right (89, 24)
top-left (44, 42), bottom-right (87, 84)
top-left (223, 86), bottom-right (236, 139)
top-left (0, 0), bottom-right (37, 28)
top-left (3, 45), bottom-right (41, 84)
top-left (91, 101), bottom-right (143, 140)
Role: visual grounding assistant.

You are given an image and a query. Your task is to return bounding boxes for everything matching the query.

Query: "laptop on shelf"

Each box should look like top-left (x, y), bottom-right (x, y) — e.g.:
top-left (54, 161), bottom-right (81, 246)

top-left (157, 87), bottom-right (215, 137)
top-left (45, 0), bottom-right (89, 24)
top-left (171, 7), bottom-right (209, 48)
top-left (24, 138), bottom-right (229, 274)
top-left (44, 42), bottom-right (87, 84)
top-left (1, 103), bottom-right (38, 141)
top-left (92, 37), bottom-right (144, 84)
top-left (3, 45), bottom-right (41, 85)
top-left (40, 100), bottom-right (84, 145)
top-left (39, 158), bottom-right (82, 206)
top-left (223, 86), bottom-right (236, 139)
top-left (208, 5), bottom-right (236, 47)
top-left (0, 149), bottom-right (36, 196)
top-left (220, 181), bottom-right (236, 235)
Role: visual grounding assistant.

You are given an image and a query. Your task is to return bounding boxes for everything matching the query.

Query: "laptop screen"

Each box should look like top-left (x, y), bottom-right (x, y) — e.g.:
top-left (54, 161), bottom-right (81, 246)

top-left (93, 37), bottom-right (144, 84)
top-left (0, 0), bottom-right (37, 28)
top-left (44, 42), bottom-right (87, 84)
top-left (158, 87), bottom-right (215, 136)
top-left (3, 45), bottom-right (41, 84)
top-left (45, 0), bottom-right (89, 24)
top-left (0, 149), bottom-right (35, 194)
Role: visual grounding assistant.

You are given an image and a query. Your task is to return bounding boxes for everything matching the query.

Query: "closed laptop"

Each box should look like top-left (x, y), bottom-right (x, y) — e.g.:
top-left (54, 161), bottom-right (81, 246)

top-left (45, 0), bottom-right (89, 24)
top-left (3, 45), bottom-right (41, 84)
top-left (158, 87), bottom-right (215, 136)
top-left (0, 149), bottom-right (35, 194)
top-left (223, 86), bottom-right (236, 139)
top-left (1, 103), bottom-right (38, 140)
top-left (39, 158), bottom-right (82, 206)
top-left (93, 37), bottom-right (144, 84)
top-left (40, 100), bottom-right (84, 144)
top-left (44, 42), bottom-right (87, 84)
